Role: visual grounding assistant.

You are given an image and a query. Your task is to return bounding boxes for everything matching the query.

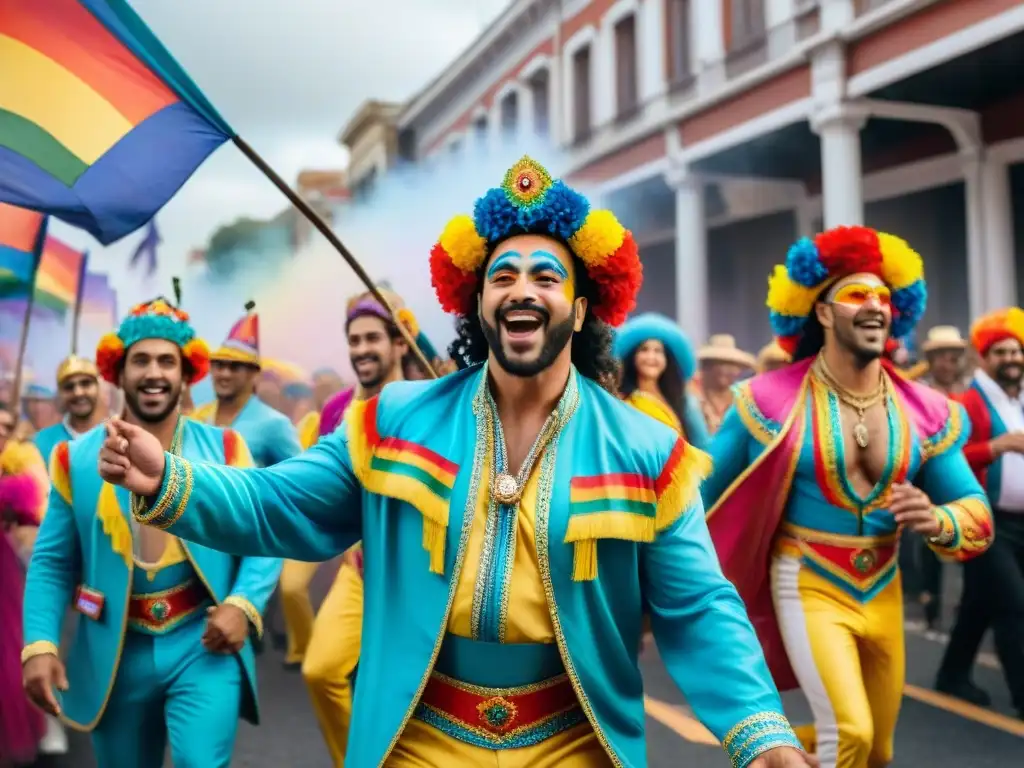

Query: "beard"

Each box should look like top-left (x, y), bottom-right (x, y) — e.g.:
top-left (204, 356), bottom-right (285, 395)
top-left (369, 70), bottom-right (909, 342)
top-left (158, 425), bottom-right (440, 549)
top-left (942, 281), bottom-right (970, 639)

top-left (833, 313), bottom-right (889, 368)
top-left (123, 380), bottom-right (181, 424)
top-left (995, 362), bottom-right (1023, 386)
top-left (350, 352), bottom-right (392, 389)
top-left (481, 302), bottom-right (576, 378)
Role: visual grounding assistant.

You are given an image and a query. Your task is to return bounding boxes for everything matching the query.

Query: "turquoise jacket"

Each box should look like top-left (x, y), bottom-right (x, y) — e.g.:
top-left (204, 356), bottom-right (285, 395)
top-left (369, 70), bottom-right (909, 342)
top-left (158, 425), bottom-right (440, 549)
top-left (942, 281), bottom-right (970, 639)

top-left (33, 421), bottom-right (73, 465)
top-left (23, 420), bottom-right (282, 731)
top-left (194, 395), bottom-right (301, 468)
top-left (133, 365), bottom-right (801, 768)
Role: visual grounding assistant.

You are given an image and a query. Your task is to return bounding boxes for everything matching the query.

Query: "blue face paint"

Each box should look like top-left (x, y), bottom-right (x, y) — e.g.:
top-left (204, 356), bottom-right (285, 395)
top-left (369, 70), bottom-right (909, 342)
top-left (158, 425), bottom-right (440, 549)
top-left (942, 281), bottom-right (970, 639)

top-left (487, 250), bottom-right (570, 280)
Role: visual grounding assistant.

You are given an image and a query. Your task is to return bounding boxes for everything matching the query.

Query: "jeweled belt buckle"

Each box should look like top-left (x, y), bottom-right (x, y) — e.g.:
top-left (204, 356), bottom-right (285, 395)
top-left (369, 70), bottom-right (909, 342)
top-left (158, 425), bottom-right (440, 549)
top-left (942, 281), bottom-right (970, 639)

top-left (476, 696), bottom-right (518, 734)
top-left (148, 598), bottom-right (172, 622)
top-left (851, 548), bottom-right (877, 574)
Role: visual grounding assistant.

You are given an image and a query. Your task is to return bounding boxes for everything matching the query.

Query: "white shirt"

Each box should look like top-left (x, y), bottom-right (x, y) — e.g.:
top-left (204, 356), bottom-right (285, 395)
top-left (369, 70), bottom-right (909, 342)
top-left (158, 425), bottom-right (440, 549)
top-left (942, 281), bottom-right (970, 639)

top-left (974, 369), bottom-right (1024, 512)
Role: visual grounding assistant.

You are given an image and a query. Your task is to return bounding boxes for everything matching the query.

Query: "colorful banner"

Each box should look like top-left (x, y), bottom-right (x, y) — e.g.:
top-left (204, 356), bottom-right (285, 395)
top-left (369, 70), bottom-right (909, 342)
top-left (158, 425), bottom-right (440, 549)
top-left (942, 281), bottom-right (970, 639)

top-left (0, 202), bottom-right (45, 295)
top-left (33, 235), bottom-right (86, 317)
top-left (0, 0), bottom-right (234, 244)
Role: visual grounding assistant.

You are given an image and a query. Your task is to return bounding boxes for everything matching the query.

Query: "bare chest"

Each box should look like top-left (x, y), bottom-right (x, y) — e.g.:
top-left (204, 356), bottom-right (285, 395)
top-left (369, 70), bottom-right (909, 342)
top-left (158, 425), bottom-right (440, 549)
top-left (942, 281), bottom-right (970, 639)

top-left (833, 401), bottom-right (894, 497)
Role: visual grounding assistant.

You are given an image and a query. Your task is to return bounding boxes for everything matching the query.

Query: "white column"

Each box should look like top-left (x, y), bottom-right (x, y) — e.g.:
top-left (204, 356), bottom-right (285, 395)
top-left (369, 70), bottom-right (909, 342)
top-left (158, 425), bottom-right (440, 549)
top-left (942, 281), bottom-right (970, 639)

top-left (795, 198), bottom-right (818, 238)
top-left (666, 165), bottom-right (709, 344)
top-left (519, 83), bottom-right (535, 139)
top-left (962, 151), bottom-right (988, 319)
top-left (811, 104), bottom-right (867, 228)
top-left (639, 0), bottom-right (665, 101)
top-left (982, 158), bottom-right (1017, 309)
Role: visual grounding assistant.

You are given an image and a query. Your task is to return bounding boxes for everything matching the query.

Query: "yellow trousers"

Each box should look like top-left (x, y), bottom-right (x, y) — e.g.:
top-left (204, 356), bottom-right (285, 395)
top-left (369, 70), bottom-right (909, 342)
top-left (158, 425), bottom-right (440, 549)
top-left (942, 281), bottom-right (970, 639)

top-left (302, 560), bottom-right (363, 767)
top-left (771, 556), bottom-right (904, 768)
top-left (279, 559), bottom-right (321, 664)
top-left (388, 721), bottom-right (609, 767)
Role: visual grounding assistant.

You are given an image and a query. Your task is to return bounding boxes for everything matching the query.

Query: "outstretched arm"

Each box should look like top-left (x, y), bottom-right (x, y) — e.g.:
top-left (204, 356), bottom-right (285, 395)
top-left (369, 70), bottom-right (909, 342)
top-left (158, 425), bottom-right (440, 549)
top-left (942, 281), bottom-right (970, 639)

top-left (132, 429), bottom-right (362, 562)
top-left (701, 401), bottom-right (763, 510)
top-left (643, 497), bottom-right (802, 768)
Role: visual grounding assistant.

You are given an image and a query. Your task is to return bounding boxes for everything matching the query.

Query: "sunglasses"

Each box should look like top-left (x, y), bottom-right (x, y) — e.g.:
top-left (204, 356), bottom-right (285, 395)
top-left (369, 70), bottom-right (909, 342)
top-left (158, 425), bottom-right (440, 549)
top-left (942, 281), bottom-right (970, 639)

top-left (829, 283), bottom-right (892, 310)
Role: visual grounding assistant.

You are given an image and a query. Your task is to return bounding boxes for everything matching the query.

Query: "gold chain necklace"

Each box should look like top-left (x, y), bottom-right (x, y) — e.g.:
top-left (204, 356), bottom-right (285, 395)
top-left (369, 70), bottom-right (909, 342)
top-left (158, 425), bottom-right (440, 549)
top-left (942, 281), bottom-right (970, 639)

top-left (813, 357), bottom-right (887, 449)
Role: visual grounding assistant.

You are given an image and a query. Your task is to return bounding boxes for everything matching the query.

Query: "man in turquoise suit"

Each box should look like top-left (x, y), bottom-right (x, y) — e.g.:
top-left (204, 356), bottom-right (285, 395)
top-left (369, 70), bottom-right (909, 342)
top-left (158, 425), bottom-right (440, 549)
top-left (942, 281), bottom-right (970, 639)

top-left (101, 158), bottom-right (813, 768)
top-left (191, 300), bottom-right (302, 467)
top-left (22, 290), bottom-right (282, 768)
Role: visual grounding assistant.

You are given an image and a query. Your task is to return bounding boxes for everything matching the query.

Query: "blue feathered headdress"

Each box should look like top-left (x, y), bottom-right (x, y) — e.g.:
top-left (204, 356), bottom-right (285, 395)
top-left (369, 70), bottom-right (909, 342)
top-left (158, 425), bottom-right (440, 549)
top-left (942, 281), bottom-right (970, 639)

top-left (612, 313), bottom-right (697, 382)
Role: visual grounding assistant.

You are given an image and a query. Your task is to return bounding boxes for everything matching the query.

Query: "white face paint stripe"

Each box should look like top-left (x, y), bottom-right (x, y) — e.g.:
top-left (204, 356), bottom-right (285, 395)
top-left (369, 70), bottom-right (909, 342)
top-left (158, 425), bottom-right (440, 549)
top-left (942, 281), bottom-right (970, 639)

top-left (770, 556), bottom-right (839, 768)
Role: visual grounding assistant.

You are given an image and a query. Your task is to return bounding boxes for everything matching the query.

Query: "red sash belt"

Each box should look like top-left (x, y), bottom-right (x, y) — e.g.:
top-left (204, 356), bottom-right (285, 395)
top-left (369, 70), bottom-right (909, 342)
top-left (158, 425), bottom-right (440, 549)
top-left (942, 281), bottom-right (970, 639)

top-left (777, 523), bottom-right (898, 587)
top-left (420, 671), bottom-right (581, 743)
top-left (128, 579), bottom-right (209, 633)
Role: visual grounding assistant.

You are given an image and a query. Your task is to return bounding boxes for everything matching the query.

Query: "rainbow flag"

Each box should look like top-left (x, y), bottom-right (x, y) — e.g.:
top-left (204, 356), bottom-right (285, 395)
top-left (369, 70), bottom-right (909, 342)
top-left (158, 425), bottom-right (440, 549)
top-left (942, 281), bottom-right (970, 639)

top-left (33, 235), bottom-right (85, 317)
top-left (0, 202), bottom-right (45, 295)
top-left (0, 0), bottom-right (233, 244)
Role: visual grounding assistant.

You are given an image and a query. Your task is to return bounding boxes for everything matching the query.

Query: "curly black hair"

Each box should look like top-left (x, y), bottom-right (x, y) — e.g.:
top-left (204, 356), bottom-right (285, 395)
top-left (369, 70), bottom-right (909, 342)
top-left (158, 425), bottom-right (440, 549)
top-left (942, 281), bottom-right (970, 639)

top-left (447, 257), bottom-right (619, 393)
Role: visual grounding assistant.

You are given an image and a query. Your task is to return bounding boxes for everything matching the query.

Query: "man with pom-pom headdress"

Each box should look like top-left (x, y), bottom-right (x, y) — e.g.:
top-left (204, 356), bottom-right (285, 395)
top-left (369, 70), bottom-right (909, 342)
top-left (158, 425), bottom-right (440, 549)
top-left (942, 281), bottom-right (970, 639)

top-left (101, 158), bottom-right (812, 768)
top-left (21, 282), bottom-right (283, 767)
top-left (703, 226), bottom-right (994, 766)
top-left (934, 307), bottom-right (1024, 716)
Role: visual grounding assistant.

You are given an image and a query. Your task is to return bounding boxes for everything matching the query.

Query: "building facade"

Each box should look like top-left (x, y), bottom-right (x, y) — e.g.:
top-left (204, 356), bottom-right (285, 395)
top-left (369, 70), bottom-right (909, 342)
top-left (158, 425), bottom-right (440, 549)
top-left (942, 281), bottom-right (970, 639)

top-left (340, 100), bottom-right (405, 201)
top-left (370, 0), bottom-right (1024, 351)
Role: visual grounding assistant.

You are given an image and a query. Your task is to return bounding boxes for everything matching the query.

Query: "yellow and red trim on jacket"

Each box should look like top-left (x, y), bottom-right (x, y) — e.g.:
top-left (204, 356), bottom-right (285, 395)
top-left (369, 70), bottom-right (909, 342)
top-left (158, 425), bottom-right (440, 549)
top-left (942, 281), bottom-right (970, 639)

top-left (347, 396), bottom-right (458, 575)
top-left (563, 438), bottom-right (711, 581)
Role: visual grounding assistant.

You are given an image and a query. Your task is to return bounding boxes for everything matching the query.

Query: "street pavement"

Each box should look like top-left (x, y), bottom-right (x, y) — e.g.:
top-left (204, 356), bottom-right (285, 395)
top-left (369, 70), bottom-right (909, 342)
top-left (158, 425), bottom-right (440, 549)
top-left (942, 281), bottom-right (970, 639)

top-left (38, 562), bottom-right (1024, 767)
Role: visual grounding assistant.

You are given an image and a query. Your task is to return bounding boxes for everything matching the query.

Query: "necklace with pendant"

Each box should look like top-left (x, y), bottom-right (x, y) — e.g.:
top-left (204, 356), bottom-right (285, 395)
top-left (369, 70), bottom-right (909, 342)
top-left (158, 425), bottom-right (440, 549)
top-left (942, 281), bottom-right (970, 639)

top-left (813, 358), bottom-right (887, 449)
top-left (490, 405), bottom-right (559, 506)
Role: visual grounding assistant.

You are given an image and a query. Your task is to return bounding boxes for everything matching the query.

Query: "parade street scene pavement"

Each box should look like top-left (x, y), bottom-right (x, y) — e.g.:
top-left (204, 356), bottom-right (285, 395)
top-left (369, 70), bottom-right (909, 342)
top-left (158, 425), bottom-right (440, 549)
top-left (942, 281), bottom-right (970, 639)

top-left (46, 561), bottom-right (1024, 767)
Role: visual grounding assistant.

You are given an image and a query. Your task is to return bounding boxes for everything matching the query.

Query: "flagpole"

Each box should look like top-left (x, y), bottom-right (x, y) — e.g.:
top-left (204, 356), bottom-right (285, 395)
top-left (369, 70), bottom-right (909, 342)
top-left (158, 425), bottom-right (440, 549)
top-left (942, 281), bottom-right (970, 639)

top-left (70, 250), bottom-right (89, 356)
top-left (231, 136), bottom-right (438, 379)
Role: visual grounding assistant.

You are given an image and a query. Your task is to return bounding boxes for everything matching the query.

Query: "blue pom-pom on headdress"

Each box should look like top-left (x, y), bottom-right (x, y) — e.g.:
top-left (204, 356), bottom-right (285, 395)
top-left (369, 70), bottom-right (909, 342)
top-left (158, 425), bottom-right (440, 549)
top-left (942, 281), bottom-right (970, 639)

top-left (769, 311), bottom-right (806, 338)
top-left (891, 279), bottom-right (928, 339)
top-left (473, 177), bottom-right (590, 246)
top-left (612, 313), bottom-right (697, 382)
top-left (785, 237), bottom-right (829, 288)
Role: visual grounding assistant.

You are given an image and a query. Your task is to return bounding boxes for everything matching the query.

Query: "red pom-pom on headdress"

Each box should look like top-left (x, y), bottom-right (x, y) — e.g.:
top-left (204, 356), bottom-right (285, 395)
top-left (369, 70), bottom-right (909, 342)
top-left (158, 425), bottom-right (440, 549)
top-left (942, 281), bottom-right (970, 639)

top-left (813, 226), bottom-right (883, 278)
top-left (586, 232), bottom-right (643, 326)
top-left (96, 333), bottom-right (125, 384)
top-left (430, 242), bottom-right (479, 316)
top-left (181, 338), bottom-right (211, 384)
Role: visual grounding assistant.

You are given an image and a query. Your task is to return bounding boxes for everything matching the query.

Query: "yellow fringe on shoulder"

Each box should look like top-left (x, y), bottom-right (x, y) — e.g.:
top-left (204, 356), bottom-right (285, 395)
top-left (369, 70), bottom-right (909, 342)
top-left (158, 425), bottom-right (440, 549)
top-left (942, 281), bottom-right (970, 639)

top-left (655, 444), bottom-right (712, 532)
top-left (345, 398), bottom-right (373, 483)
top-left (98, 482), bottom-right (133, 566)
top-left (565, 442), bottom-right (713, 582)
top-left (566, 512), bottom-right (656, 581)
top-left (48, 446), bottom-right (72, 506)
top-left (344, 397), bottom-right (448, 575)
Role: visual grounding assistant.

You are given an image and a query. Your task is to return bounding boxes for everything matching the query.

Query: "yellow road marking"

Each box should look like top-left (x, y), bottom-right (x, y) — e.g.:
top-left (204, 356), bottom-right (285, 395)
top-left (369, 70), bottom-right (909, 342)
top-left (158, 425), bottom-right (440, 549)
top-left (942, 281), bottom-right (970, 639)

top-left (903, 684), bottom-right (1024, 737)
top-left (643, 696), bottom-right (719, 745)
top-left (647, 687), bottom-right (1024, 747)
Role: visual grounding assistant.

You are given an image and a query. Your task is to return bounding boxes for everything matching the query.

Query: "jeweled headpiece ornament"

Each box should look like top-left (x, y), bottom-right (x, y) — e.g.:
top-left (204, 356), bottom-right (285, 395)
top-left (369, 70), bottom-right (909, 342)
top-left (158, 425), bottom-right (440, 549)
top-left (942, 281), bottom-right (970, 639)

top-left (766, 226), bottom-right (927, 357)
top-left (96, 277), bottom-right (210, 384)
top-left (429, 156), bottom-right (643, 326)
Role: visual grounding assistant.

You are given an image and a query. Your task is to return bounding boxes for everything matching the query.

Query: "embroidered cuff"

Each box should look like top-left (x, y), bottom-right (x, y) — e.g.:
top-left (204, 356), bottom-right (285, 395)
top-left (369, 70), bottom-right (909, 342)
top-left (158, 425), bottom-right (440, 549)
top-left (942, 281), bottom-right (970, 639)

top-left (21, 640), bottom-right (59, 666)
top-left (928, 506), bottom-right (960, 550)
top-left (224, 595), bottom-right (264, 639)
top-left (929, 498), bottom-right (993, 562)
top-left (130, 453), bottom-right (194, 531)
top-left (722, 711), bottom-right (802, 768)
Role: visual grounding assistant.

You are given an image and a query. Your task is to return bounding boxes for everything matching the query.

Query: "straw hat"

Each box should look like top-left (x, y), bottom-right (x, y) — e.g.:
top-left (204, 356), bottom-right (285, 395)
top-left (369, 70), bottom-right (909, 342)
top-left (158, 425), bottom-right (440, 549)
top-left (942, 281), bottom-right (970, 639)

top-left (698, 334), bottom-right (756, 369)
top-left (921, 325), bottom-right (967, 354)
top-left (757, 340), bottom-right (791, 370)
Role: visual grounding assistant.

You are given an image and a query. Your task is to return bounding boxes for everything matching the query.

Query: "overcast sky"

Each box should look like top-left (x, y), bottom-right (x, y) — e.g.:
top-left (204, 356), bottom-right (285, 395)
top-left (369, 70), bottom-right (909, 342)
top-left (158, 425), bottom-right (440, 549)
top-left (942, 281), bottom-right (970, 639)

top-left (51, 0), bottom-right (513, 296)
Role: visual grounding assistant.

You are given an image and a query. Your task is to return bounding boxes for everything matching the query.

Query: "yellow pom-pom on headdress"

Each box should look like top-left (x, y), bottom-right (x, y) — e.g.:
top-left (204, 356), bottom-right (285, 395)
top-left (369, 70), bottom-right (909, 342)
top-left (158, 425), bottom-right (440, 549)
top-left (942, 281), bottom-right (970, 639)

top-left (766, 265), bottom-right (821, 318)
top-left (396, 307), bottom-right (420, 337)
top-left (439, 214), bottom-right (487, 273)
top-left (877, 232), bottom-right (924, 291)
top-left (568, 210), bottom-right (626, 268)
